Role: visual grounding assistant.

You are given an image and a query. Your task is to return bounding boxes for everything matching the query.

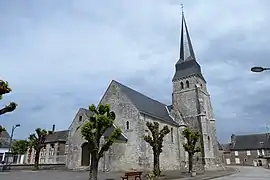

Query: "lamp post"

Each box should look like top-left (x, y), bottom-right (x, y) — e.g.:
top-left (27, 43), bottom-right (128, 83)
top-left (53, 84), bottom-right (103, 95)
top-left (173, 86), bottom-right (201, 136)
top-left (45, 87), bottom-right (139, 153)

top-left (8, 124), bottom-right (20, 152)
top-left (251, 67), bottom-right (270, 73)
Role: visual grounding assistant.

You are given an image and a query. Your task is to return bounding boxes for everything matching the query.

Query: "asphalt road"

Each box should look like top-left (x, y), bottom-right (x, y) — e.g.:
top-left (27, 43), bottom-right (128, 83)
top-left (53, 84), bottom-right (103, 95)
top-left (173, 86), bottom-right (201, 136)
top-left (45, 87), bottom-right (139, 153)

top-left (214, 166), bottom-right (270, 180)
top-left (0, 166), bottom-right (269, 180)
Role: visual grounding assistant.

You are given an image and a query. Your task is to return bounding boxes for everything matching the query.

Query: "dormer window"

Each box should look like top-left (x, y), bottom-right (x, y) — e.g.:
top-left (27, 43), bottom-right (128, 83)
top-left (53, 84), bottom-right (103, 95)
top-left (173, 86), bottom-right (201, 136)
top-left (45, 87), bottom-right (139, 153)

top-left (260, 142), bottom-right (264, 144)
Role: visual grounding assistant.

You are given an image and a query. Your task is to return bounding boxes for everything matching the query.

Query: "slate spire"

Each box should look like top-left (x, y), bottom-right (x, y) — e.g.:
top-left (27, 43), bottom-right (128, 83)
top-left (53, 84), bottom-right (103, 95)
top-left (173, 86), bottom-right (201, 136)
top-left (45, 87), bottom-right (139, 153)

top-left (178, 6), bottom-right (196, 63)
top-left (173, 5), bottom-right (205, 82)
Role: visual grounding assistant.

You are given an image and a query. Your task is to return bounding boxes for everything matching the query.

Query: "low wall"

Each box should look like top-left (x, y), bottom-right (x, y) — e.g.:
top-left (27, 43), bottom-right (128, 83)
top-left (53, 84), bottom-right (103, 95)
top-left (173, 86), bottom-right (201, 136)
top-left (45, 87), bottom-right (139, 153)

top-left (7, 164), bottom-right (66, 171)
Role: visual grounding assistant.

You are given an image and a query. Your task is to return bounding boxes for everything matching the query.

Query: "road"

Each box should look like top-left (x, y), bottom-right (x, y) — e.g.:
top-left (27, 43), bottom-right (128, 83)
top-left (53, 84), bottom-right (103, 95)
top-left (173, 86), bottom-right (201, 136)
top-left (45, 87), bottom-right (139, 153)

top-left (214, 166), bottom-right (270, 180)
top-left (0, 166), bottom-right (269, 180)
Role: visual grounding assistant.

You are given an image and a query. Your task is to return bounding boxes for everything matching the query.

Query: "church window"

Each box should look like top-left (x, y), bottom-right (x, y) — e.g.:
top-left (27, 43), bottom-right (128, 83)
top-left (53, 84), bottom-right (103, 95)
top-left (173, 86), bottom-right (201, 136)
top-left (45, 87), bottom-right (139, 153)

top-left (186, 80), bottom-right (190, 88)
top-left (126, 121), bottom-right (129, 130)
top-left (180, 82), bottom-right (184, 89)
top-left (200, 84), bottom-right (203, 89)
top-left (171, 128), bottom-right (173, 143)
top-left (207, 136), bottom-right (211, 151)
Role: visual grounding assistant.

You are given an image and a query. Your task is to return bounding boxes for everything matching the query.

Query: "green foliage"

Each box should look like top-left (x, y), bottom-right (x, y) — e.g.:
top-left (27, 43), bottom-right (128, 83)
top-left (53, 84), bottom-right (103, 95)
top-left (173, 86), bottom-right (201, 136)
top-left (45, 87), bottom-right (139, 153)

top-left (81, 104), bottom-right (122, 180)
top-left (81, 104), bottom-right (121, 158)
top-left (182, 127), bottom-right (201, 173)
top-left (28, 128), bottom-right (52, 170)
top-left (0, 80), bottom-right (17, 131)
top-left (182, 128), bottom-right (201, 155)
top-left (144, 122), bottom-right (170, 153)
top-left (28, 128), bottom-right (51, 150)
top-left (0, 125), bottom-right (6, 136)
top-left (11, 140), bottom-right (29, 155)
top-left (144, 121), bottom-right (170, 176)
top-left (0, 80), bottom-right (11, 99)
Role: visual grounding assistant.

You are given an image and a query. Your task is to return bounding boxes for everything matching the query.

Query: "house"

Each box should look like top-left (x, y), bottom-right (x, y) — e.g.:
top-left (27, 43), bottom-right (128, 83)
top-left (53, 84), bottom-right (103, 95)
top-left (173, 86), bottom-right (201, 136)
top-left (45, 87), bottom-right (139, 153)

top-left (221, 133), bottom-right (270, 167)
top-left (25, 125), bottom-right (69, 165)
top-left (0, 131), bottom-right (25, 164)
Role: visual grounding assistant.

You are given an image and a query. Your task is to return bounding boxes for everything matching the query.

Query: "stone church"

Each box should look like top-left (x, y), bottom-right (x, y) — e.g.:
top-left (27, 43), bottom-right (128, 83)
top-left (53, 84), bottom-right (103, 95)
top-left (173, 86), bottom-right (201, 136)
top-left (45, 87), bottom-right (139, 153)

top-left (65, 12), bottom-right (222, 172)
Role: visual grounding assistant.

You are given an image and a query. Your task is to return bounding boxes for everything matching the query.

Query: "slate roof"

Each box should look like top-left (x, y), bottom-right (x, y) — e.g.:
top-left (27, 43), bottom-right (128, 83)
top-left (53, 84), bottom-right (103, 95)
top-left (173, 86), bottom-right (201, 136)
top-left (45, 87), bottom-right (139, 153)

top-left (0, 131), bottom-right (11, 139)
top-left (45, 130), bottom-right (69, 143)
top-left (231, 133), bottom-right (270, 150)
top-left (113, 80), bottom-right (179, 126)
top-left (172, 11), bottom-right (205, 82)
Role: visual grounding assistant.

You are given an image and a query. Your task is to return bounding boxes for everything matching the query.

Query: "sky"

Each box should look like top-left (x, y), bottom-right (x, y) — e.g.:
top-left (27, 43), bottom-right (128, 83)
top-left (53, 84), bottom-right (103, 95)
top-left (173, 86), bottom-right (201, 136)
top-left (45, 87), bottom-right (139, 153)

top-left (1, 0), bottom-right (270, 143)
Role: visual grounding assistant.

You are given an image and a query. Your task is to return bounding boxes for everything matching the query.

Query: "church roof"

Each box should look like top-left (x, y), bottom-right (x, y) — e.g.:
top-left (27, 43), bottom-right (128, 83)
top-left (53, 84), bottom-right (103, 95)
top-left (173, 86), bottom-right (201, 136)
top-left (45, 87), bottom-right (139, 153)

top-left (113, 80), bottom-right (179, 126)
top-left (231, 133), bottom-right (270, 150)
top-left (173, 11), bottom-right (205, 82)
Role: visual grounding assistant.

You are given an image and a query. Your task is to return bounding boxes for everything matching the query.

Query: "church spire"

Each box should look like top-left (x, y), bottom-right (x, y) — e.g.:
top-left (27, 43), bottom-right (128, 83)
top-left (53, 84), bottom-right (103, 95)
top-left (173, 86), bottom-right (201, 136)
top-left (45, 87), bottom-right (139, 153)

top-left (172, 5), bottom-right (205, 82)
top-left (178, 4), bottom-right (196, 62)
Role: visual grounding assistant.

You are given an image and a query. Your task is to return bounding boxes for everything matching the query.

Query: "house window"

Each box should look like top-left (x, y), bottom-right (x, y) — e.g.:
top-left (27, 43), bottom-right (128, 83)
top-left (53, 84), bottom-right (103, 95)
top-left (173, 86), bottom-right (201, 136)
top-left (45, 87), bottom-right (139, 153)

top-left (79, 116), bottom-right (82, 121)
top-left (244, 158), bottom-right (247, 162)
top-left (262, 149), bottom-right (265, 156)
top-left (234, 151), bottom-right (238, 156)
top-left (186, 80), bottom-right (190, 88)
top-left (126, 121), bottom-right (129, 130)
top-left (171, 128), bottom-right (173, 143)
top-left (235, 158), bottom-right (240, 164)
top-left (246, 150), bottom-right (251, 156)
top-left (257, 150), bottom-right (261, 156)
top-left (180, 82), bottom-right (184, 89)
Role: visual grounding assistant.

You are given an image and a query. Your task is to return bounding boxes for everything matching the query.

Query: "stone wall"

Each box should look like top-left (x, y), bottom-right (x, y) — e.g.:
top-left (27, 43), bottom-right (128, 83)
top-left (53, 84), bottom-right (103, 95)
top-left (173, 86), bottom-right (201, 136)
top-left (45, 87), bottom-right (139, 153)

top-left (141, 114), bottom-right (181, 171)
top-left (172, 74), bottom-right (221, 171)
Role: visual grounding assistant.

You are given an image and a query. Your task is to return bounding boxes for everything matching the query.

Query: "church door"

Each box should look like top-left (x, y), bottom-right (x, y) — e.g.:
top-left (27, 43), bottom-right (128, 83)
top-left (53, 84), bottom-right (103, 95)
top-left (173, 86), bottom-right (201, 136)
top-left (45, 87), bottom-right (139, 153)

top-left (81, 142), bottom-right (90, 166)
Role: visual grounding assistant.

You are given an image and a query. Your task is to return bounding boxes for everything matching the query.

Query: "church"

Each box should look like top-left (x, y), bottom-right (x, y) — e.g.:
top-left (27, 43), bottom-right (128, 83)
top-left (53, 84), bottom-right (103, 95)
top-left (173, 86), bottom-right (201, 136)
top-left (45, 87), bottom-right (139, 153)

top-left (65, 11), bottom-right (222, 172)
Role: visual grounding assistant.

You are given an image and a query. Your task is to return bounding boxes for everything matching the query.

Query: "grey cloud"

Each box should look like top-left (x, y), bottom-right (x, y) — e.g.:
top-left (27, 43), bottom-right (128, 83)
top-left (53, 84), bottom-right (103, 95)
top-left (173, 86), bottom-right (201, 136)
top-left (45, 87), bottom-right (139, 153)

top-left (1, 0), bottom-right (270, 143)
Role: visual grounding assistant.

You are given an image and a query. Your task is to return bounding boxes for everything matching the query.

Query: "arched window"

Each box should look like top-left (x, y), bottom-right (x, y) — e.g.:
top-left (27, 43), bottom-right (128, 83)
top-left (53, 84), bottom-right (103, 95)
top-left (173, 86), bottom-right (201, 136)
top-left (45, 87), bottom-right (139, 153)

top-left (200, 84), bottom-right (203, 89)
top-left (126, 121), bottom-right (129, 130)
top-left (180, 82), bottom-right (184, 89)
top-left (186, 80), bottom-right (190, 88)
top-left (208, 136), bottom-right (211, 151)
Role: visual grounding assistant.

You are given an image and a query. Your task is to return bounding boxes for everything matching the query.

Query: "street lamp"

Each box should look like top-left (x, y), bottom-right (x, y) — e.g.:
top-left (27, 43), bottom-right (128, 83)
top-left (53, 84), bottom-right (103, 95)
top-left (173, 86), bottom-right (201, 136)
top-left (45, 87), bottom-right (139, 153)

top-left (251, 66), bottom-right (270, 73)
top-left (8, 124), bottom-right (20, 152)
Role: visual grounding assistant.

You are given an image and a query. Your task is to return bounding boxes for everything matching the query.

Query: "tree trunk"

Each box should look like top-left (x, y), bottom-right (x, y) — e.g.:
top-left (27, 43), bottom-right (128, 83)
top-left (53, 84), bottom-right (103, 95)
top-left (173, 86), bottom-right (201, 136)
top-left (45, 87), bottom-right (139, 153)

top-left (153, 152), bottom-right (161, 176)
top-left (89, 152), bottom-right (99, 180)
top-left (188, 153), bottom-right (193, 173)
top-left (34, 149), bottom-right (40, 170)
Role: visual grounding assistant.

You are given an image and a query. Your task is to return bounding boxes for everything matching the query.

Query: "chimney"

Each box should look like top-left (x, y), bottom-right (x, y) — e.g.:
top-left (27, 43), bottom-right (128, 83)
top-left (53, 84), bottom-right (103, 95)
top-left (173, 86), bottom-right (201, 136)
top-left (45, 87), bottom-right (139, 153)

top-left (52, 124), bottom-right (55, 132)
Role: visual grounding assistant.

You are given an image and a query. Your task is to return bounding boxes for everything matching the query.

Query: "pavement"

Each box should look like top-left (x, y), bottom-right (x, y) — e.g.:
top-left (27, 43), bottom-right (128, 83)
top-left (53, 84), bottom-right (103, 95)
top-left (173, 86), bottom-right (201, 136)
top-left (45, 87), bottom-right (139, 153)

top-left (0, 166), bottom-right (268, 180)
top-left (211, 166), bottom-right (270, 180)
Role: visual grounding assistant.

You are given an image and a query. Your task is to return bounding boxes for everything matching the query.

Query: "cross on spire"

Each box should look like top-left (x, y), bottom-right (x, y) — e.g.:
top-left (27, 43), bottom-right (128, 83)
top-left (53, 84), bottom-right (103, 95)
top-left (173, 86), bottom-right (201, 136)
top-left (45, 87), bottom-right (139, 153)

top-left (181, 4), bottom-right (184, 15)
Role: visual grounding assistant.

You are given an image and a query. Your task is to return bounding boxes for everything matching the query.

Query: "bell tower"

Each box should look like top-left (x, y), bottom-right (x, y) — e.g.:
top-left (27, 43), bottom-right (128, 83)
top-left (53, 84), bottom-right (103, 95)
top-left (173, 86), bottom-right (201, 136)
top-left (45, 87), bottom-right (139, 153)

top-left (172, 7), bottom-right (221, 170)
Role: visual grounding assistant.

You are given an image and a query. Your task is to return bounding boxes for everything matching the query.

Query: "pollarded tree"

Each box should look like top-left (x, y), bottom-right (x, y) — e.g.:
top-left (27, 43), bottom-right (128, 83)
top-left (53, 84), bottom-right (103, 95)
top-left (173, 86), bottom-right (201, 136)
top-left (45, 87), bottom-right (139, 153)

top-left (28, 128), bottom-right (52, 170)
top-left (0, 80), bottom-right (17, 115)
top-left (81, 104), bottom-right (122, 180)
top-left (144, 121), bottom-right (170, 176)
top-left (0, 80), bottom-right (17, 136)
top-left (182, 127), bottom-right (201, 173)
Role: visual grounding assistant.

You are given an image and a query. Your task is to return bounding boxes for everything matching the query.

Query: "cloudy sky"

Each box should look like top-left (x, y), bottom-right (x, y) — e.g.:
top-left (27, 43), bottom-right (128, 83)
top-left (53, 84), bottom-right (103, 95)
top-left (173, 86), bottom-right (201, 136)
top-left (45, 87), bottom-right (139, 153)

top-left (1, 0), bottom-right (270, 143)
